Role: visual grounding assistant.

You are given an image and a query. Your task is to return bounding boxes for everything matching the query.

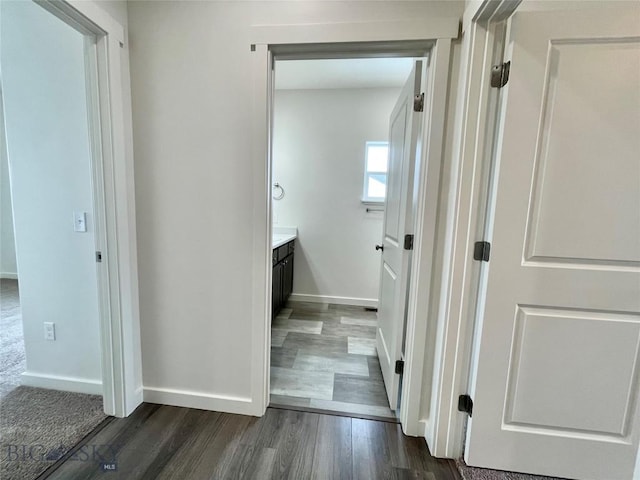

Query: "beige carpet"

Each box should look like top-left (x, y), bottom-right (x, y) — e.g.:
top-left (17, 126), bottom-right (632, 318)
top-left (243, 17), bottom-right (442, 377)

top-left (1, 280), bottom-right (109, 479)
top-left (456, 458), bottom-right (565, 480)
top-left (0, 280), bottom-right (24, 399)
top-left (1, 386), bottom-right (107, 479)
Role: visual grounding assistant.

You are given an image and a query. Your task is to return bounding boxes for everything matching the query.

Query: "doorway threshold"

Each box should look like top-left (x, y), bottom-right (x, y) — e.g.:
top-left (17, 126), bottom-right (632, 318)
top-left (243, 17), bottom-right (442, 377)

top-left (269, 401), bottom-right (399, 424)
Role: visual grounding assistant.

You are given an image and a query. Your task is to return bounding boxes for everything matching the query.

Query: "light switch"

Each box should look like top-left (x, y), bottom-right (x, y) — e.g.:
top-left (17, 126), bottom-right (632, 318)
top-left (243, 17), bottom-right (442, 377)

top-left (44, 322), bottom-right (55, 341)
top-left (74, 212), bottom-right (87, 232)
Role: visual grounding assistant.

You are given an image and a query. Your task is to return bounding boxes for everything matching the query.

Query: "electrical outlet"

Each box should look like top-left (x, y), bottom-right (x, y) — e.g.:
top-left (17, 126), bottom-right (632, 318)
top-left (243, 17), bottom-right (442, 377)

top-left (44, 322), bottom-right (55, 341)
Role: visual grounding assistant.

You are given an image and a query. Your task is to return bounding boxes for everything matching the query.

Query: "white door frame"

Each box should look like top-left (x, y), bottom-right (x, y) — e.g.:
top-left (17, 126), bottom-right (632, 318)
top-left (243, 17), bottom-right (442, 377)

top-left (249, 18), bottom-right (458, 437)
top-left (23, 0), bottom-right (144, 417)
top-left (422, 0), bottom-right (522, 458)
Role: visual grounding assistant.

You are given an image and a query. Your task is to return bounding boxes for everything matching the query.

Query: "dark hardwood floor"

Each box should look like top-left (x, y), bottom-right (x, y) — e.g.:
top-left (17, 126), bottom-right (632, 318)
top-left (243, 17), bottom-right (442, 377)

top-left (42, 403), bottom-right (460, 479)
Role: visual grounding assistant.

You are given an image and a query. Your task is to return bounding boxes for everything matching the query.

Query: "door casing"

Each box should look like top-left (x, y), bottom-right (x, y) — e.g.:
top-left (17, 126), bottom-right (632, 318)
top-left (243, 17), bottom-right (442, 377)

top-left (249, 18), bottom-right (457, 438)
top-left (417, 0), bottom-right (526, 458)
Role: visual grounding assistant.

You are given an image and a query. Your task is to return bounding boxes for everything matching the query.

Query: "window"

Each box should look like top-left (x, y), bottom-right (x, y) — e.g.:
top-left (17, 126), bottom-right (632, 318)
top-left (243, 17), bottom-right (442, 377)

top-left (362, 141), bottom-right (389, 203)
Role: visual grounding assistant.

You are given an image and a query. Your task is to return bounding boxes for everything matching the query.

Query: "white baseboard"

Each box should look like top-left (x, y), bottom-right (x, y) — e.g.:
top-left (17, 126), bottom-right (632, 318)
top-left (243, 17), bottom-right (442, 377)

top-left (143, 387), bottom-right (258, 416)
top-left (21, 371), bottom-right (102, 395)
top-left (125, 386), bottom-right (144, 416)
top-left (0, 272), bottom-right (18, 280)
top-left (418, 419), bottom-right (429, 439)
top-left (289, 293), bottom-right (378, 308)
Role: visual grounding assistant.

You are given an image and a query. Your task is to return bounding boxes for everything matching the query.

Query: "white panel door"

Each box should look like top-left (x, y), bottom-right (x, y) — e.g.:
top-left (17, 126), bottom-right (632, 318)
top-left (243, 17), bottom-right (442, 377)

top-left (466, 7), bottom-right (640, 480)
top-left (376, 62), bottom-right (422, 409)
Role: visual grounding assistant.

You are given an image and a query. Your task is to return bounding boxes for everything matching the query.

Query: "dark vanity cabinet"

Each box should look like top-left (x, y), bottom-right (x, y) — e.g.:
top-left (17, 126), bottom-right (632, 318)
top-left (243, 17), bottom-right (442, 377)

top-left (272, 240), bottom-right (294, 316)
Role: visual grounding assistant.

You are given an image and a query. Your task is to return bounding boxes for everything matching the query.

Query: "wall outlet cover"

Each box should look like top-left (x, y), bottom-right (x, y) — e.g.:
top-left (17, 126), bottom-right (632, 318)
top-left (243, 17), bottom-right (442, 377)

top-left (44, 322), bottom-right (56, 341)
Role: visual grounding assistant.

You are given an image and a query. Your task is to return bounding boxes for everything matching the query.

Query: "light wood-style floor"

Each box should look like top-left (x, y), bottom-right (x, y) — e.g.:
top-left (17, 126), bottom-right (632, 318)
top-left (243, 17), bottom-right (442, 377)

top-left (270, 302), bottom-right (396, 420)
top-left (43, 403), bottom-right (461, 479)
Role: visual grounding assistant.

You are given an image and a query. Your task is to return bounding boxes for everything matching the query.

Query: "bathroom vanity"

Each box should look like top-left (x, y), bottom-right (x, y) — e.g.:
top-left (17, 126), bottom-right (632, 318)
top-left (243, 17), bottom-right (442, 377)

top-left (272, 228), bottom-right (296, 316)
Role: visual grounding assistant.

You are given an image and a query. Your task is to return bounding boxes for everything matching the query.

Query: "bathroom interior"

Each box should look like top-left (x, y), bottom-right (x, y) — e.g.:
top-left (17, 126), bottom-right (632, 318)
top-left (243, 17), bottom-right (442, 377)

top-left (268, 57), bottom-right (415, 419)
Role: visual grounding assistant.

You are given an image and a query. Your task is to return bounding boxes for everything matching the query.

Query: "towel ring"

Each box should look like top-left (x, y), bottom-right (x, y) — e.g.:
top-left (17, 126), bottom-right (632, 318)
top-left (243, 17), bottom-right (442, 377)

top-left (273, 182), bottom-right (285, 200)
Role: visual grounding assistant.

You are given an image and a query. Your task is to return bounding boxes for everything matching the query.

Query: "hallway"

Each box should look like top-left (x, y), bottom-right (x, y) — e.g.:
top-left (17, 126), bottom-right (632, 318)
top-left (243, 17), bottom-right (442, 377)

top-left (44, 404), bottom-right (460, 479)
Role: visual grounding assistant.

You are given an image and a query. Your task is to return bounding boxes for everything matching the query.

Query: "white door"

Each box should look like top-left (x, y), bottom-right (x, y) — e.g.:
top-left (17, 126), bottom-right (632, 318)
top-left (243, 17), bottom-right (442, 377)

top-left (376, 62), bottom-right (423, 409)
top-left (466, 7), bottom-right (640, 480)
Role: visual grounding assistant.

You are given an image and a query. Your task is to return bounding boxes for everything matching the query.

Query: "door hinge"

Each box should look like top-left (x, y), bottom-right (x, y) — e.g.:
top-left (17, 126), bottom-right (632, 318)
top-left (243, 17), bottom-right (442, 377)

top-left (95, 251), bottom-right (103, 263)
top-left (458, 394), bottom-right (473, 417)
top-left (473, 241), bottom-right (490, 262)
top-left (395, 360), bottom-right (404, 375)
top-left (404, 234), bottom-right (414, 251)
top-left (490, 61), bottom-right (510, 88)
top-left (413, 93), bottom-right (424, 112)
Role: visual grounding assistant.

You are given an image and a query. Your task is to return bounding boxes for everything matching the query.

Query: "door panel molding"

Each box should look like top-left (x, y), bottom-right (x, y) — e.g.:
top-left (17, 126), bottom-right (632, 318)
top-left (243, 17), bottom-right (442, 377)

top-left (504, 306), bottom-right (640, 437)
top-left (524, 37), bottom-right (640, 266)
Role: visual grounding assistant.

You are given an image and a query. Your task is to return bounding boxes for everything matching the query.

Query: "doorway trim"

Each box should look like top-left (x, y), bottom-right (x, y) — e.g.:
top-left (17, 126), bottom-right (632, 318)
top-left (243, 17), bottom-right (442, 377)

top-left (422, 0), bottom-right (522, 458)
top-left (25, 0), bottom-right (143, 417)
top-left (249, 18), bottom-right (458, 437)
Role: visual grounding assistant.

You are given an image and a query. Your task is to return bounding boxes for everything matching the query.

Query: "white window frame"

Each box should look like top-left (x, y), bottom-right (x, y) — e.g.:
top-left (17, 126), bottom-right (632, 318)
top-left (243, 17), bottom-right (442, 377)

top-left (362, 141), bottom-right (389, 203)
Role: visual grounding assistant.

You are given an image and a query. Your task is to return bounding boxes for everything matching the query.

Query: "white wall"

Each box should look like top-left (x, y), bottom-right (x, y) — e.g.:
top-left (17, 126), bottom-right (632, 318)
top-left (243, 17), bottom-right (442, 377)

top-left (95, 0), bottom-right (128, 26)
top-left (1, 0), bottom-right (102, 392)
top-left (127, 0), bottom-right (464, 411)
top-left (273, 87), bottom-right (399, 305)
top-left (0, 95), bottom-right (17, 279)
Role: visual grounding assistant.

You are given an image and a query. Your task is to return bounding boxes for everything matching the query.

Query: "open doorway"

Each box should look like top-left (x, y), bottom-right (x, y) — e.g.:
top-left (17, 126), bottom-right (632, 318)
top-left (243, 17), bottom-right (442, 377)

top-left (0, 1), bottom-right (112, 478)
top-left (268, 56), bottom-right (421, 420)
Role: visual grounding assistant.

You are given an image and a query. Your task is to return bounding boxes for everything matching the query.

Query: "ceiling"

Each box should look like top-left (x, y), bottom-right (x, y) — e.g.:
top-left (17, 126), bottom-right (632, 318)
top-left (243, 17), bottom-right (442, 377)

top-left (274, 57), bottom-right (416, 90)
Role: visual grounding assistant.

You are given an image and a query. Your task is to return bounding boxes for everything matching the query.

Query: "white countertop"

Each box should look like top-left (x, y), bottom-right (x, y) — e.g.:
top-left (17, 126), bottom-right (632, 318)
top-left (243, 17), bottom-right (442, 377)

top-left (272, 226), bottom-right (297, 249)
